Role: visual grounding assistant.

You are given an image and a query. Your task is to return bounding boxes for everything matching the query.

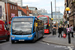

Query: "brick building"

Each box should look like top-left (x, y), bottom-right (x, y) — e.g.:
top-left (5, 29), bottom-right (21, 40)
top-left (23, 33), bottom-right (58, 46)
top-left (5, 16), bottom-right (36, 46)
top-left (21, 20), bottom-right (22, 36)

top-left (18, 6), bottom-right (32, 16)
top-left (64, 0), bottom-right (75, 26)
top-left (5, 2), bottom-right (18, 21)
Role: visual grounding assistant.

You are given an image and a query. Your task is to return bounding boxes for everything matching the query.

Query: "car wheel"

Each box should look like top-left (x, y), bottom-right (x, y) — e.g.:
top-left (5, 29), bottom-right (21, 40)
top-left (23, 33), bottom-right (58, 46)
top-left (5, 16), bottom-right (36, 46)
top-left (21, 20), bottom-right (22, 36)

top-left (6, 36), bottom-right (10, 41)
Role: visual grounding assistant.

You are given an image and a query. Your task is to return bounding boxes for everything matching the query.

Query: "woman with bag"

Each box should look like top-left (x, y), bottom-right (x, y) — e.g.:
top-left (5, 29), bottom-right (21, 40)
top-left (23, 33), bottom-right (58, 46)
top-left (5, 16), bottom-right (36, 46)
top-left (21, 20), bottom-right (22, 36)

top-left (66, 25), bottom-right (71, 35)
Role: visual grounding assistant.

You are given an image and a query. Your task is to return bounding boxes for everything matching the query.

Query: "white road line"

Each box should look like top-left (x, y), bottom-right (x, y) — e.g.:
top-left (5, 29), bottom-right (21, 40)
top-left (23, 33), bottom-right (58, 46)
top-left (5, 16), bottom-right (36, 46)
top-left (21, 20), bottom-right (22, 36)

top-left (68, 46), bottom-right (74, 50)
top-left (47, 43), bottom-right (49, 45)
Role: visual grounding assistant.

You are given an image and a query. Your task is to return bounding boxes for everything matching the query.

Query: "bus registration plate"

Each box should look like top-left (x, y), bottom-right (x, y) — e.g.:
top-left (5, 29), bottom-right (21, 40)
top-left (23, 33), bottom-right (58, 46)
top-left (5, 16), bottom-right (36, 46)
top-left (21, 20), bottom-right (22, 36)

top-left (19, 39), bottom-right (24, 41)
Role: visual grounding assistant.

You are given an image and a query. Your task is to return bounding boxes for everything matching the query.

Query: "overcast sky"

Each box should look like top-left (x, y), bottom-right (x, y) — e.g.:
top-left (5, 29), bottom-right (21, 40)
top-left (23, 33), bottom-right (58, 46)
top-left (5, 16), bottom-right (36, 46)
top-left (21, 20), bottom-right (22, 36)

top-left (23, 0), bottom-right (65, 14)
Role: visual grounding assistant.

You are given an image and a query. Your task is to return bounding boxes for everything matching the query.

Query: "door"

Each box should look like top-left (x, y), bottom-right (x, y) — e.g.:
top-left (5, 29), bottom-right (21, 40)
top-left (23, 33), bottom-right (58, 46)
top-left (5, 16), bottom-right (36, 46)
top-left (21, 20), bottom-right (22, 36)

top-left (0, 24), bottom-right (5, 39)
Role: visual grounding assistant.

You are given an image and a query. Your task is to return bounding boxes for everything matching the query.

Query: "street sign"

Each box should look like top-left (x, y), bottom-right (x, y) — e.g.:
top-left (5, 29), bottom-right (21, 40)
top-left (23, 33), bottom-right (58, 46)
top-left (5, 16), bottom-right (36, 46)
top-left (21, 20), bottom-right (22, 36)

top-left (0, 6), bottom-right (2, 18)
top-left (11, 13), bottom-right (15, 17)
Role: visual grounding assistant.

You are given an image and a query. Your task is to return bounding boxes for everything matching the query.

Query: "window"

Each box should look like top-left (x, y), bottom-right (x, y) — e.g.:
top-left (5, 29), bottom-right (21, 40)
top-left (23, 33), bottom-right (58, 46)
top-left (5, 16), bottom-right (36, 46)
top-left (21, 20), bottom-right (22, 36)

top-left (15, 7), bottom-right (17, 10)
top-left (27, 11), bottom-right (29, 15)
top-left (10, 5), bottom-right (12, 9)
top-left (13, 6), bottom-right (14, 9)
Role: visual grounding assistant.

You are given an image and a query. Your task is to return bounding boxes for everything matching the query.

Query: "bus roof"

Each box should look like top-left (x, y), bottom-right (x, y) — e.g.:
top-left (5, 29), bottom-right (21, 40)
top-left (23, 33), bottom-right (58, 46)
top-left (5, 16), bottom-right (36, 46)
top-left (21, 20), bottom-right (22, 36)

top-left (18, 16), bottom-right (36, 18)
top-left (37, 15), bottom-right (49, 18)
top-left (12, 16), bottom-right (37, 21)
top-left (0, 20), bottom-right (5, 24)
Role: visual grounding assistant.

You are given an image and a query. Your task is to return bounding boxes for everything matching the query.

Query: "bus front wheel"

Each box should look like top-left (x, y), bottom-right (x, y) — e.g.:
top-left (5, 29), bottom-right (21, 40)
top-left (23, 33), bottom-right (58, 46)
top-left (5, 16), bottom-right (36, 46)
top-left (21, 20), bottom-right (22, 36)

top-left (11, 40), bottom-right (15, 44)
top-left (32, 36), bottom-right (37, 43)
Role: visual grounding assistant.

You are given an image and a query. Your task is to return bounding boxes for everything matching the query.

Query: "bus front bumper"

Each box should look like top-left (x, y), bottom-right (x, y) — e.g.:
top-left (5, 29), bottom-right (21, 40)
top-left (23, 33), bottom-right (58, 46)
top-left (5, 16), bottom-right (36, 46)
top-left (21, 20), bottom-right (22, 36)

top-left (11, 34), bottom-right (34, 41)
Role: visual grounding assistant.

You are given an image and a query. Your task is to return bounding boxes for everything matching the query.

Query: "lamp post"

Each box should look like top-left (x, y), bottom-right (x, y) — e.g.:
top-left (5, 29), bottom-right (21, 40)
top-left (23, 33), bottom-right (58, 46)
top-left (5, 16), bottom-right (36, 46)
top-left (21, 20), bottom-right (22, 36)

top-left (55, 0), bottom-right (56, 18)
top-left (66, 0), bottom-right (71, 44)
top-left (6, 0), bottom-right (9, 28)
top-left (51, 1), bottom-right (53, 33)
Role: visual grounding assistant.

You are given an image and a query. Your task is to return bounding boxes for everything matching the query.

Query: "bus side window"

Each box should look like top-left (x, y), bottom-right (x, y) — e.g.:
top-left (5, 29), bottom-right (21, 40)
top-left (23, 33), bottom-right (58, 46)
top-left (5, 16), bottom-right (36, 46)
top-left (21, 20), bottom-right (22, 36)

top-left (33, 22), bottom-right (35, 32)
top-left (33, 21), bottom-right (38, 32)
top-left (38, 21), bottom-right (43, 30)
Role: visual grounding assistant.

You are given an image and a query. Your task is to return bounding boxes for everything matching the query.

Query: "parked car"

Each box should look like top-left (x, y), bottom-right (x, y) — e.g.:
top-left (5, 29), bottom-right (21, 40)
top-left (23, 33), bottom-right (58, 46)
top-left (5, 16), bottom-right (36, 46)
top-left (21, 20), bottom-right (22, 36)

top-left (0, 20), bottom-right (10, 41)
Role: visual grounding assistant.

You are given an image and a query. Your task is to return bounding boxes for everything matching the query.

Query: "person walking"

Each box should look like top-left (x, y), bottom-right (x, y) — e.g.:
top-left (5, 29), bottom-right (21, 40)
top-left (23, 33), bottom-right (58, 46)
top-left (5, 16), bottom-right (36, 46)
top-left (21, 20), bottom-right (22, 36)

top-left (67, 25), bottom-right (71, 35)
top-left (61, 25), bottom-right (64, 35)
top-left (73, 26), bottom-right (75, 32)
top-left (63, 26), bottom-right (67, 36)
top-left (70, 25), bottom-right (74, 38)
top-left (58, 26), bottom-right (62, 38)
top-left (53, 24), bottom-right (57, 35)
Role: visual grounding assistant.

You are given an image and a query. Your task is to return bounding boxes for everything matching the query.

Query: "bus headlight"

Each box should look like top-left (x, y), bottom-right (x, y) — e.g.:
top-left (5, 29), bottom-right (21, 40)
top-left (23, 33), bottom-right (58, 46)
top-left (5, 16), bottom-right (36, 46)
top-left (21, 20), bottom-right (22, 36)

top-left (28, 35), bottom-right (32, 38)
top-left (11, 36), bottom-right (15, 38)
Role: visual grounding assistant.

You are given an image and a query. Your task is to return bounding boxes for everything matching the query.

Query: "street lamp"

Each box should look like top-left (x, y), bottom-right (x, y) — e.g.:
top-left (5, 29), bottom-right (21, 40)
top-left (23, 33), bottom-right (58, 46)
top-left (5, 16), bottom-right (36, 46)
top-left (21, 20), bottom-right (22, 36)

top-left (65, 0), bottom-right (71, 44)
top-left (6, 0), bottom-right (9, 28)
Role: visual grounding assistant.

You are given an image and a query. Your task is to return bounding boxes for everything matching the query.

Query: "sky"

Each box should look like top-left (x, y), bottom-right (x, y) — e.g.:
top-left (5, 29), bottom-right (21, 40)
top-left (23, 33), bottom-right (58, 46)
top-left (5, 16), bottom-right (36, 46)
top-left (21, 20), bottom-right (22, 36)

top-left (23, 0), bottom-right (65, 14)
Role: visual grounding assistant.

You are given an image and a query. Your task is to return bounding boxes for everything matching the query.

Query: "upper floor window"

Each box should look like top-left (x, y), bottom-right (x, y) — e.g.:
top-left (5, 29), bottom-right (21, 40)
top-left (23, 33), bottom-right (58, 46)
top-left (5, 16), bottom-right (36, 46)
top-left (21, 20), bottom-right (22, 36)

top-left (10, 5), bottom-right (12, 9)
top-left (13, 6), bottom-right (14, 9)
top-left (15, 7), bottom-right (17, 10)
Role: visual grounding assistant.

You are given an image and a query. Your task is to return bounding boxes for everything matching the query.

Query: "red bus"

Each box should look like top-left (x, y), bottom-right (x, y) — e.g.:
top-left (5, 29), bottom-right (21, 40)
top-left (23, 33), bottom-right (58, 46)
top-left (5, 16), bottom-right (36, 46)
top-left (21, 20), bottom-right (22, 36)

top-left (37, 15), bottom-right (51, 34)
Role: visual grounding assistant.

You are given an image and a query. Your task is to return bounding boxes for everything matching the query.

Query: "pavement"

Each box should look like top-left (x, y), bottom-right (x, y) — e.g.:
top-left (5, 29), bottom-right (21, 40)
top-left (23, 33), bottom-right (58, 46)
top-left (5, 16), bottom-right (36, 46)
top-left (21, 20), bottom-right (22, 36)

top-left (42, 33), bottom-right (75, 47)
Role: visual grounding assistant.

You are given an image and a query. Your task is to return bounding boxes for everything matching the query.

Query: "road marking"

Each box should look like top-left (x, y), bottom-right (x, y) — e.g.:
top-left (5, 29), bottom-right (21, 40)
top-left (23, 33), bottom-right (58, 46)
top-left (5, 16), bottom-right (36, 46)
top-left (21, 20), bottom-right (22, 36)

top-left (68, 46), bottom-right (74, 50)
top-left (47, 43), bottom-right (49, 45)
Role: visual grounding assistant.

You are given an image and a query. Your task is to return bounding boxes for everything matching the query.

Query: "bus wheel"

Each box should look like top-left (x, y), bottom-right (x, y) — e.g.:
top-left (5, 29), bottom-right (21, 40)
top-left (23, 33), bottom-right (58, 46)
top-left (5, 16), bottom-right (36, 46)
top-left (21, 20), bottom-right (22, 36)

top-left (32, 36), bottom-right (36, 43)
top-left (11, 40), bottom-right (15, 44)
top-left (42, 33), bottom-right (44, 38)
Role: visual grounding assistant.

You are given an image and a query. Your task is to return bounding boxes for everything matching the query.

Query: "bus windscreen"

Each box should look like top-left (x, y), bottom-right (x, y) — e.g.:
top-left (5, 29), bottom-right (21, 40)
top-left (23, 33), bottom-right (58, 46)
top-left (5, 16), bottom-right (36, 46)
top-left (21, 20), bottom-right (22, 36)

top-left (38, 17), bottom-right (48, 23)
top-left (12, 18), bottom-right (33, 35)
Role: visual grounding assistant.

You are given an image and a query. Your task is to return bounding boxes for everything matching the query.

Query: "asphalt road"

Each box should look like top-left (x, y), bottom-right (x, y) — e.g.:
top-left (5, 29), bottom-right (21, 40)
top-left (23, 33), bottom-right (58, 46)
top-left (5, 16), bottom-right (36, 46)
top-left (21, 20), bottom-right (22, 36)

top-left (0, 34), bottom-right (74, 50)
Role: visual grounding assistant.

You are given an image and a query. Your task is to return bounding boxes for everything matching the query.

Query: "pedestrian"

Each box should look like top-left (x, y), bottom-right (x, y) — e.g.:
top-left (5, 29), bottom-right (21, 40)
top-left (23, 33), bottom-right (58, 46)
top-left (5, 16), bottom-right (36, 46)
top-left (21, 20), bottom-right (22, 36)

top-left (58, 26), bottom-right (62, 38)
top-left (66, 25), bottom-right (71, 34)
top-left (73, 26), bottom-right (75, 31)
top-left (73, 26), bottom-right (75, 36)
top-left (52, 24), bottom-right (57, 35)
top-left (70, 25), bottom-right (74, 38)
top-left (63, 26), bottom-right (67, 36)
top-left (61, 25), bottom-right (64, 34)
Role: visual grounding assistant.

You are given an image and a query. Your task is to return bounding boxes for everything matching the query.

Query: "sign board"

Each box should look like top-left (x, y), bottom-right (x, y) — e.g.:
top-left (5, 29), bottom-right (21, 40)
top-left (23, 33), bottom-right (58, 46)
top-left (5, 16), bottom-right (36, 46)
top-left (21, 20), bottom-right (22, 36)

top-left (0, 6), bottom-right (2, 18)
top-left (11, 13), bottom-right (15, 17)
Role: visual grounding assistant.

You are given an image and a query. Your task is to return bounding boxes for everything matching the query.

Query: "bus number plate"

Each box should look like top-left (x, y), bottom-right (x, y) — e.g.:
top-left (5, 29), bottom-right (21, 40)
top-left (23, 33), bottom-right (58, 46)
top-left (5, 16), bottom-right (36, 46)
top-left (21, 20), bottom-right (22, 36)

top-left (19, 40), bottom-right (24, 41)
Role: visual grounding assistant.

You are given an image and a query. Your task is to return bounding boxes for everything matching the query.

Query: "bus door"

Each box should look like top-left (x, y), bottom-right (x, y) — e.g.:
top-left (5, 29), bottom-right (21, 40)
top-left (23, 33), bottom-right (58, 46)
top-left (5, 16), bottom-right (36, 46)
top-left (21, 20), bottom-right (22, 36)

top-left (33, 20), bottom-right (38, 39)
top-left (37, 20), bottom-right (44, 38)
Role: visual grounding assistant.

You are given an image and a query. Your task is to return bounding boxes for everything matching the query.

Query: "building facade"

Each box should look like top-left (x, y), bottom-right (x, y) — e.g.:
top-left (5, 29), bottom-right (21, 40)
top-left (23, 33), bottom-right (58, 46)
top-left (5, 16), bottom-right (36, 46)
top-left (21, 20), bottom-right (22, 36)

top-left (0, 0), bottom-right (22, 6)
top-left (28, 7), bottom-right (39, 17)
top-left (64, 0), bottom-right (75, 26)
top-left (0, 1), bottom-right (6, 21)
top-left (5, 2), bottom-right (18, 21)
top-left (9, 0), bottom-right (22, 6)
